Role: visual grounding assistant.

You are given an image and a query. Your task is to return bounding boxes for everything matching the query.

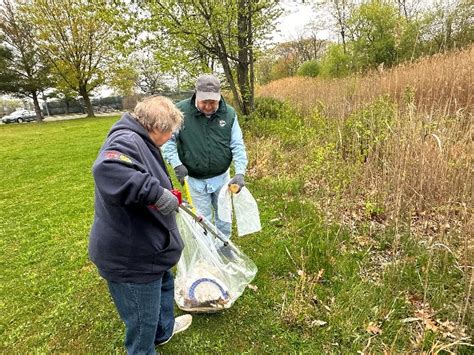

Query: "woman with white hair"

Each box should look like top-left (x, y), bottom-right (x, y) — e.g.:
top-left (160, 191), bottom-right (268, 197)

top-left (89, 96), bottom-right (192, 354)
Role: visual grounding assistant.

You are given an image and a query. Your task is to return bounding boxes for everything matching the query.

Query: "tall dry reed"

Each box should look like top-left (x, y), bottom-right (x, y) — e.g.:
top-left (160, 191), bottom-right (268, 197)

top-left (256, 46), bottom-right (473, 262)
top-left (254, 46), bottom-right (473, 345)
top-left (258, 46), bottom-right (473, 119)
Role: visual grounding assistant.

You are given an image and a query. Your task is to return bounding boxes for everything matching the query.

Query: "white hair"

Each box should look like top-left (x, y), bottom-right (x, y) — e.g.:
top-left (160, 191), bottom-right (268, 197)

top-left (132, 96), bottom-right (183, 132)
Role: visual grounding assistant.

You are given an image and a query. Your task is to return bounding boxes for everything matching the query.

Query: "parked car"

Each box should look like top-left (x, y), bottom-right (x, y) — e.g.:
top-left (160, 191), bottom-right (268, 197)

top-left (2, 110), bottom-right (37, 124)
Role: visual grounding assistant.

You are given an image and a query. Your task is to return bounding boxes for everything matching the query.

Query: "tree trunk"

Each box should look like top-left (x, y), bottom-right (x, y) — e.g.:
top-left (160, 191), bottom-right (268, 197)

top-left (236, 63), bottom-right (251, 115)
top-left (248, 2), bottom-right (254, 113)
top-left (445, 16), bottom-right (453, 50)
top-left (41, 92), bottom-right (50, 117)
top-left (237, 0), bottom-right (251, 115)
top-left (219, 51), bottom-right (244, 113)
top-left (80, 86), bottom-right (95, 117)
top-left (249, 48), bottom-right (255, 112)
top-left (31, 91), bottom-right (44, 122)
top-left (341, 28), bottom-right (347, 54)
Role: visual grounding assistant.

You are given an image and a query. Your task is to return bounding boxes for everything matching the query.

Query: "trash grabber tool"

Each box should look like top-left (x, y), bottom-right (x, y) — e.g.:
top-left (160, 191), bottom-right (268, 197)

top-left (171, 188), bottom-right (229, 245)
top-left (182, 178), bottom-right (196, 213)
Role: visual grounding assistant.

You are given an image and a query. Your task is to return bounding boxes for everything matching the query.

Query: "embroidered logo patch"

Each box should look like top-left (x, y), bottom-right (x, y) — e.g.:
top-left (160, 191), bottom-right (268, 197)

top-left (119, 155), bottom-right (132, 163)
top-left (104, 150), bottom-right (132, 164)
top-left (105, 151), bottom-right (120, 159)
top-left (219, 120), bottom-right (226, 127)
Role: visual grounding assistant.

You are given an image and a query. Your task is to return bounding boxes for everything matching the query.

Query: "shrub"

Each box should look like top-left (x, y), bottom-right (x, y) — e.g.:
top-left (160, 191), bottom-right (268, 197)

top-left (246, 97), bottom-right (328, 156)
top-left (319, 44), bottom-right (351, 79)
top-left (249, 97), bottom-right (294, 121)
top-left (297, 60), bottom-right (320, 77)
top-left (342, 95), bottom-right (395, 162)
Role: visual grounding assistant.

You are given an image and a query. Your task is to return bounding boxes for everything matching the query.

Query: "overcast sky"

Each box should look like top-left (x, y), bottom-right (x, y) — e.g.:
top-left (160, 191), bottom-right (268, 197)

top-left (273, 0), bottom-right (441, 43)
top-left (274, 1), bottom-right (323, 43)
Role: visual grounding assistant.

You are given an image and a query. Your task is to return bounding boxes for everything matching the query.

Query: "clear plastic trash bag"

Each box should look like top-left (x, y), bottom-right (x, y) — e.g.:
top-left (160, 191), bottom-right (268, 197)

top-left (218, 186), bottom-right (262, 236)
top-left (174, 211), bottom-right (257, 313)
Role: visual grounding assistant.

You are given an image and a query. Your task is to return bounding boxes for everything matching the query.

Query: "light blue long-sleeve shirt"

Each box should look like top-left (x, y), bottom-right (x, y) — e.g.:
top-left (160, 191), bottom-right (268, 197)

top-left (162, 115), bottom-right (248, 194)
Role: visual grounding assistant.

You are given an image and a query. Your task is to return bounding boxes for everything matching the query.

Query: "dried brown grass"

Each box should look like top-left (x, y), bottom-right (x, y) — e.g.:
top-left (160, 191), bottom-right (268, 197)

top-left (257, 46), bottom-right (473, 119)
top-left (255, 46), bottom-right (473, 267)
top-left (252, 46), bottom-right (473, 352)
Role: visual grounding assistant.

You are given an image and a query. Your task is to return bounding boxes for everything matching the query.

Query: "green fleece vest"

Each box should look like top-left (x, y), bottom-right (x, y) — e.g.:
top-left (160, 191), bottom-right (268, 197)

top-left (176, 96), bottom-right (236, 179)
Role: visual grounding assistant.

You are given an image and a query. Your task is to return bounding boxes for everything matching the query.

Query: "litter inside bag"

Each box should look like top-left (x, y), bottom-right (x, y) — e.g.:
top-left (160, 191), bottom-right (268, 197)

top-left (174, 211), bottom-right (257, 313)
top-left (218, 186), bottom-right (262, 236)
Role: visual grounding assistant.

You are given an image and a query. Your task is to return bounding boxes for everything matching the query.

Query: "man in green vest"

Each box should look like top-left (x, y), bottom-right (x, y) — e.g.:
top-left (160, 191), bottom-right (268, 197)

top-left (162, 74), bottom-right (248, 241)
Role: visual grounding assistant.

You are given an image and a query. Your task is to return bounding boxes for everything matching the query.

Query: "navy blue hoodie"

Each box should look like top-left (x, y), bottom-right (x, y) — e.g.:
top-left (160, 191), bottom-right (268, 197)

top-left (89, 113), bottom-right (184, 283)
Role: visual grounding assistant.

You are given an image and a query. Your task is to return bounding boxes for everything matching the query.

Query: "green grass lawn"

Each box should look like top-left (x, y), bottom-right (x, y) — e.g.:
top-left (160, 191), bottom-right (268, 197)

top-left (1, 117), bottom-right (470, 353)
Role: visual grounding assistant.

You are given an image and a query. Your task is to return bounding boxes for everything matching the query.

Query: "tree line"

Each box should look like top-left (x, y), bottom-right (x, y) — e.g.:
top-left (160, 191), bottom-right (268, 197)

top-left (0, 0), bottom-right (472, 120)
top-left (258, 0), bottom-right (473, 83)
top-left (0, 0), bottom-right (281, 119)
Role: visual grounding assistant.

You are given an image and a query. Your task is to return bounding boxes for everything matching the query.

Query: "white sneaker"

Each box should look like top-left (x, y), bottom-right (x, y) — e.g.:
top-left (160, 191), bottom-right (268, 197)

top-left (157, 314), bottom-right (192, 346)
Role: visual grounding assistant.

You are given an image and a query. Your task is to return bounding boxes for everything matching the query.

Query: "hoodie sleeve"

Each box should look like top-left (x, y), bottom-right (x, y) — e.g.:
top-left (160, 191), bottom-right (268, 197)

top-left (92, 133), bottom-right (164, 206)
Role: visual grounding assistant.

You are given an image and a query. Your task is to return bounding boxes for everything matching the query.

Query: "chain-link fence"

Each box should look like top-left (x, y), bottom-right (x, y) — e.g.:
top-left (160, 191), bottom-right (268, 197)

top-left (42, 96), bottom-right (124, 116)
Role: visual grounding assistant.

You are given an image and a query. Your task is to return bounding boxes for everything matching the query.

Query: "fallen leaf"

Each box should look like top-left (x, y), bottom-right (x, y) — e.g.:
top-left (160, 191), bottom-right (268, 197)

top-left (247, 284), bottom-right (258, 291)
top-left (443, 332), bottom-right (456, 339)
top-left (424, 318), bottom-right (438, 332)
top-left (401, 317), bottom-right (422, 323)
top-left (415, 309), bottom-right (439, 332)
top-left (311, 320), bottom-right (327, 327)
top-left (438, 319), bottom-right (455, 332)
top-left (366, 322), bottom-right (382, 335)
top-left (316, 269), bottom-right (325, 282)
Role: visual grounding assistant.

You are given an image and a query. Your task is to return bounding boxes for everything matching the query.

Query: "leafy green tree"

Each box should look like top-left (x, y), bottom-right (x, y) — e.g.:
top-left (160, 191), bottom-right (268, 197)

top-left (297, 60), bottom-right (320, 77)
top-left (0, 0), bottom-right (51, 120)
top-left (24, 0), bottom-right (123, 117)
top-left (396, 16), bottom-right (427, 62)
top-left (133, 57), bottom-right (168, 96)
top-left (348, 0), bottom-right (399, 70)
top-left (108, 62), bottom-right (138, 97)
top-left (269, 56), bottom-right (295, 81)
top-left (141, 0), bottom-right (281, 115)
top-left (319, 43), bottom-right (351, 78)
top-left (0, 40), bottom-right (15, 88)
top-left (255, 54), bottom-right (274, 85)
top-left (149, 38), bottom-right (209, 94)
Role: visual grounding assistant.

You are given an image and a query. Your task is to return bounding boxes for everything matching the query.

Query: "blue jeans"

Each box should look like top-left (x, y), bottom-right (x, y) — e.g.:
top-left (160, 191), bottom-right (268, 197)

top-left (107, 271), bottom-right (175, 355)
top-left (187, 181), bottom-right (231, 240)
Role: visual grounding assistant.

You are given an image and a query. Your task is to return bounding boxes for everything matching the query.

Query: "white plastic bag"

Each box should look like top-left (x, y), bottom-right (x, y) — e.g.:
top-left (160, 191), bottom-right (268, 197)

top-left (233, 187), bottom-right (262, 236)
top-left (174, 211), bottom-right (257, 313)
top-left (217, 186), bottom-right (233, 224)
top-left (218, 186), bottom-right (262, 236)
